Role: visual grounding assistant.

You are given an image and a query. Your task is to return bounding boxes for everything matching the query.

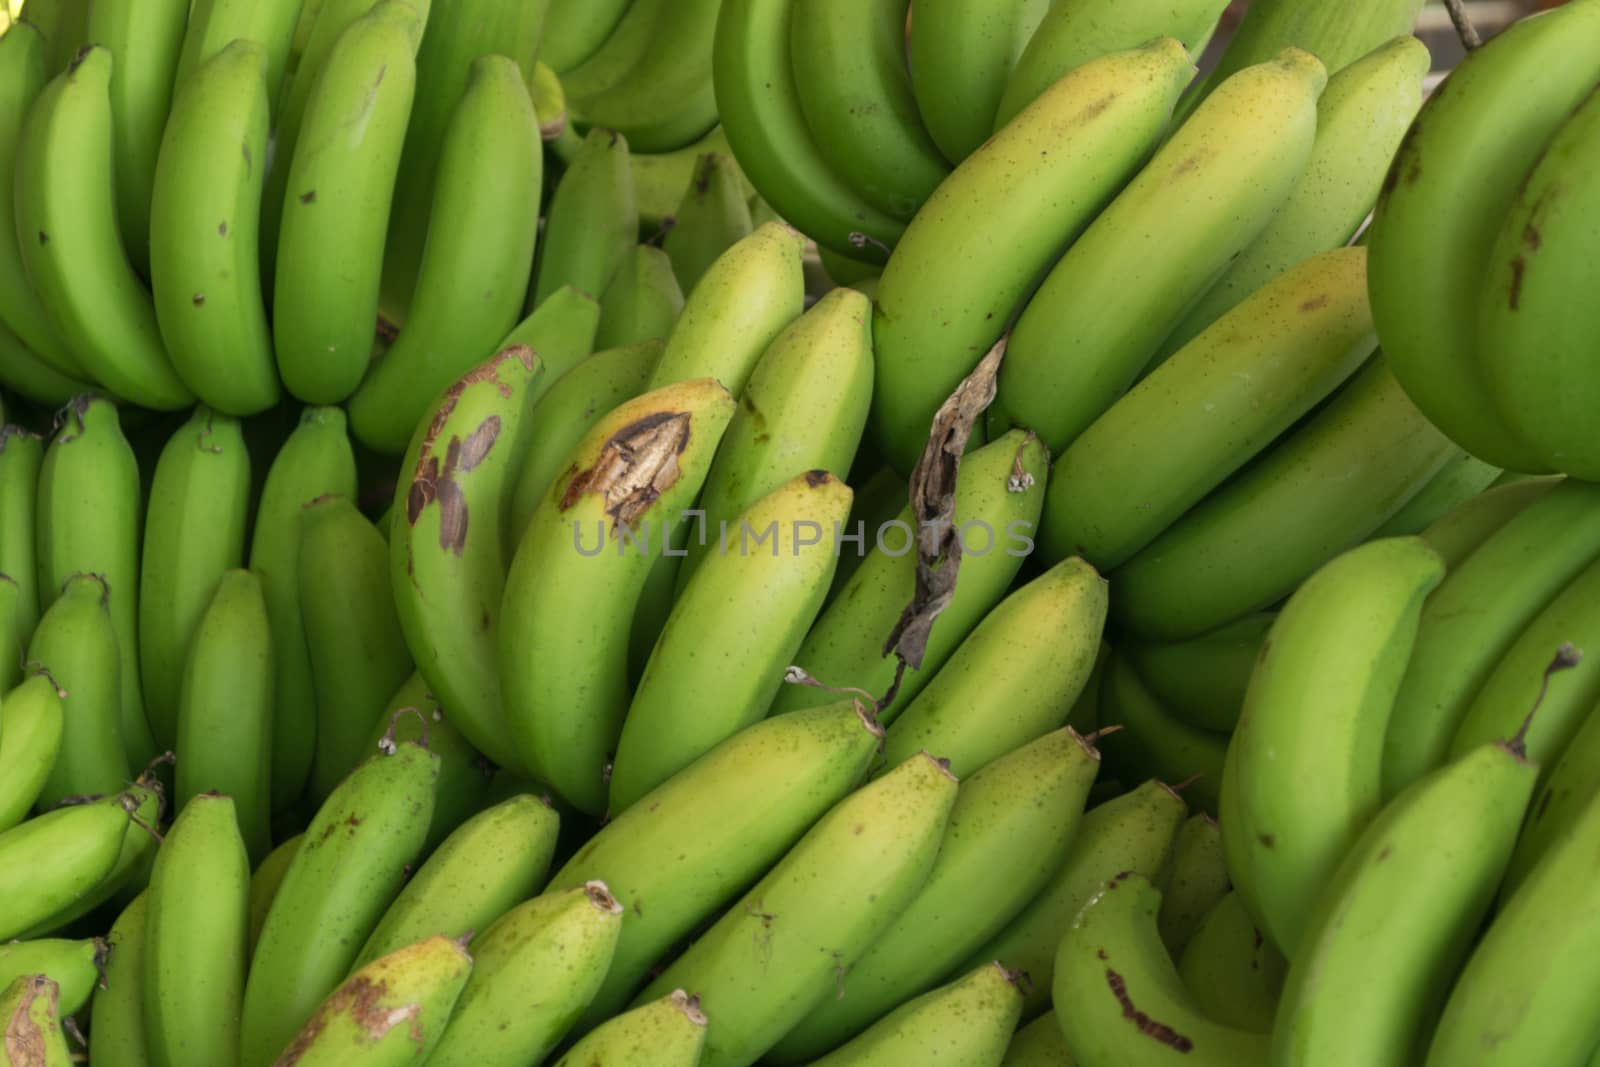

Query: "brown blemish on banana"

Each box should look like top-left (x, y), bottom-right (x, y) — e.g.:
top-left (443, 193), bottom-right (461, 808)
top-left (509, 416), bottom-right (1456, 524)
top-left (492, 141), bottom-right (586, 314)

top-left (273, 976), bottom-right (423, 1063)
top-left (1508, 257), bottom-right (1526, 310)
top-left (1299, 294), bottom-right (1330, 313)
top-left (672, 990), bottom-right (708, 1026)
top-left (559, 410), bottom-right (692, 530)
top-left (3, 975), bottom-right (53, 1064)
top-left (1075, 94), bottom-right (1116, 125)
top-left (804, 470), bottom-right (830, 488)
top-left (1105, 968), bottom-right (1195, 1052)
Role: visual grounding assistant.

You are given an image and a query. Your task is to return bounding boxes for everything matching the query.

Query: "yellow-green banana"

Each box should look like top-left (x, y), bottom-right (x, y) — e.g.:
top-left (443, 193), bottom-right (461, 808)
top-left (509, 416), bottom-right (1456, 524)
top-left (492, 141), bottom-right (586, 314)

top-left (1098, 653), bottom-right (1229, 816)
top-left (0, 426), bottom-right (42, 651)
top-left (596, 245), bottom-right (685, 350)
top-left (0, 974), bottom-right (72, 1066)
top-left (806, 962), bottom-right (1024, 1067)
top-left (1121, 614), bottom-right (1273, 735)
top-left (0, 319), bottom-right (86, 406)
top-left (626, 126), bottom-right (751, 234)
top-left (662, 152), bottom-right (754, 295)
top-left (1419, 475), bottom-right (1564, 569)
top-left (247, 837), bottom-right (300, 954)
top-left (539, 0), bottom-right (629, 73)
top-left (0, 787), bottom-right (136, 940)
top-left (500, 284), bottom-right (602, 403)
top-left (90, 891), bottom-right (150, 1067)
top-left (0, 673), bottom-right (64, 831)
top-left (1176, 890), bottom-right (1285, 1033)
top-left (27, 573), bottom-right (127, 808)
top-left (909, 0), bottom-right (1051, 163)
top-left (530, 127), bottom-right (633, 310)
top-left (565, 0), bottom-right (718, 153)
top-left (552, 991), bottom-right (708, 1067)
top-left (0, 938), bottom-right (102, 1016)
top-left (1368, 451), bottom-right (1504, 541)
top-left (170, 0), bottom-right (303, 113)
top-left (1158, 813), bottom-right (1231, 960)
top-left (1000, 1011), bottom-right (1073, 1067)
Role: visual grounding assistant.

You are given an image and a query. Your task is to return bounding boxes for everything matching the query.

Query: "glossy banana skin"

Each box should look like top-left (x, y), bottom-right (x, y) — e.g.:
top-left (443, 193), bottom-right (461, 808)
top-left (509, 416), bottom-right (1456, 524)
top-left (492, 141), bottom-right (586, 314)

top-left (550, 989), bottom-right (709, 1067)
top-left (0, 673), bottom-right (65, 831)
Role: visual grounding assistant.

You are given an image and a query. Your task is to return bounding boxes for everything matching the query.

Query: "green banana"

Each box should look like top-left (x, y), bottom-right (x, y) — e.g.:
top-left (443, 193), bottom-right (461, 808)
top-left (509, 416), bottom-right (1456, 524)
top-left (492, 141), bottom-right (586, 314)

top-left (805, 962), bottom-right (1024, 1067)
top-left (1381, 478), bottom-right (1600, 798)
top-left (1098, 653), bottom-right (1229, 816)
top-left (1001, 1011), bottom-right (1074, 1067)
top-left (1274, 733), bottom-right (1541, 1066)
top-left (712, 0), bottom-right (908, 261)
top-left (300, 495), bottom-right (414, 802)
top-left (170, 0), bottom-right (304, 112)
top-left (771, 727), bottom-right (1100, 1061)
top-left (789, 0), bottom-right (950, 220)
top-left (635, 753), bottom-right (958, 1067)
top-left (138, 408), bottom-right (250, 751)
top-left (36, 394), bottom-right (154, 770)
top-left (248, 406), bottom-right (358, 810)
top-left (1157, 813), bottom-right (1231, 960)
top-left (348, 54), bottom-right (541, 454)
top-left (26, 573), bottom-right (127, 808)
top-left (868, 37), bottom-right (1194, 474)
top-left (1418, 475), bottom-right (1563, 569)
top-left (500, 284), bottom-right (602, 402)
top-left (239, 741), bottom-right (439, 1067)
top-left (27, 0), bottom-right (90, 74)
top-left (539, 0), bottom-right (629, 73)
top-left (0, 576), bottom-right (22, 694)
top-left (1121, 614), bottom-right (1274, 735)
top-left (662, 152), bottom-right (754, 295)
top-left (265, 935), bottom-right (472, 1067)
top-left (0, 787), bottom-right (136, 940)
top-left (1367, 451), bottom-right (1504, 541)
top-left (596, 245), bottom-right (685, 350)
top-left (552, 991), bottom-right (708, 1067)
top-left (174, 570), bottom-right (274, 862)
top-left (12, 47), bottom-right (192, 408)
top-left (962, 777), bottom-right (1189, 1017)
top-left (628, 126), bottom-right (751, 234)
top-left (0, 974), bottom-right (72, 1066)
top-left (505, 340), bottom-right (660, 539)
top-left (353, 793), bottom-right (559, 968)
top-left (544, 699), bottom-right (882, 1031)
top-left (1366, 0), bottom-right (1600, 472)
top-left (148, 40), bottom-right (278, 415)
top-left (551, 0), bottom-right (664, 102)
top-left (0, 427), bottom-right (40, 652)
top-left (498, 377), bottom-right (736, 814)
top-left (816, 244), bottom-right (880, 290)
top-left (247, 836), bottom-right (301, 954)
top-left (773, 429), bottom-right (1049, 722)
top-left (1043, 246), bottom-right (1376, 571)
top-left (610, 471), bottom-right (853, 812)
top-left (529, 126), bottom-right (634, 309)
top-left (1154, 35), bottom-right (1428, 360)
top-left (881, 556), bottom-right (1107, 778)
top-left (992, 48), bottom-right (1326, 458)
top-left (271, 0), bottom-right (420, 406)
top-left (909, 0), bottom-right (1051, 162)
top-left (0, 673), bottom-right (64, 830)
top-left (1110, 355), bottom-right (1460, 640)
top-left (26, 776), bottom-right (165, 939)
top-left (824, 464), bottom-right (907, 607)
top-left (1055, 872), bottom-right (1270, 1063)
top-left (1176, 891), bottom-right (1285, 1033)
top-left (424, 882), bottom-right (624, 1067)
top-left (0, 320), bottom-right (86, 406)
top-left (994, 0), bottom-right (1225, 131)
top-left (89, 891), bottom-right (150, 1067)
top-left (144, 794), bottom-right (250, 1067)
top-left (0, 938), bottom-right (102, 1016)
top-left (564, 0), bottom-right (718, 153)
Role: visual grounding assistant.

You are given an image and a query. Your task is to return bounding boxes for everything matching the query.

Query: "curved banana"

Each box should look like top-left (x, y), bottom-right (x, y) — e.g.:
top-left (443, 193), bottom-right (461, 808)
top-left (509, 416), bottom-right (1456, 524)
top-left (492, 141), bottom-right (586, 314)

top-left (1121, 614), bottom-right (1273, 735)
top-left (26, 776), bottom-right (164, 939)
top-left (881, 556), bottom-right (1107, 777)
top-left (662, 152), bottom-right (754, 295)
top-left (170, 0), bottom-right (303, 111)
top-left (271, 0), bottom-right (420, 405)
top-left (544, 699), bottom-right (881, 1031)
top-left (174, 569), bottom-right (274, 862)
top-left (565, 0), bottom-right (719, 153)
top-left (773, 429), bottom-right (1049, 722)
top-left (0, 673), bottom-right (65, 831)
top-left (551, 989), bottom-right (708, 1067)
top-left (424, 883), bottom-right (624, 1067)
top-left (0, 788), bottom-right (134, 941)
top-left (144, 794), bottom-right (251, 1067)
top-left (635, 753), bottom-right (958, 1067)
top-left (12, 47), bottom-right (192, 408)
top-left (1365, 0), bottom-right (1600, 472)
top-left (248, 406), bottom-right (358, 810)
top-left (348, 55), bottom-right (542, 454)
top-left (712, 0), bottom-right (908, 261)
top-left (1109, 354), bottom-right (1459, 640)
top-left (1043, 246), bottom-right (1375, 571)
top-left (0, 975), bottom-right (72, 1066)
top-left (992, 48), bottom-right (1326, 458)
top-left (629, 125), bottom-right (751, 233)
top-left (610, 471), bottom-right (853, 812)
top-left (1176, 891), bottom-right (1285, 1033)
top-left (0, 319), bottom-right (87, 406)
top-left (1368, 451), bottom-right (1504, 541)
top-left (771, 728), bottom-right (1100, 1061)
top-left (240, 741), bottom-right (440, 1067)
top-left (0, 426), bottom-right (43, 649)
top-left (909, 0), bottom-right (1050, 163)
top-left (1098, 653), bottom-right (1229, 816)
top-left (597, 245), bottom-right (685, 350)
top-left (248, 836), bottom-right (301, 954)
top-left (529, 126), bottom-right (634, 311)
top-left (90, 892), bottom-right (150, 1067)
top-left (963, 777), bottom-right (1189, 1016)
top-left (556, 0), bottom-right (664, 103)
top-left (1382, 478), bottom-right (1600, 798)
top-left (540, 0), bottom-right (631, 73)
top-left (1055, 873), bottom-right (1269, 1063)
top-left (1418, 475), bottom-right (1563, 569)
top-left (501, 284), bottom-right (602, 398)
top-left (1157, 813), bottom-right (1231, 960)
top-left (498, 377), bottom-right (736, 814)
top-left (806, 962), bottom-right (1023, 1067)
top-left (0, 939), bottom-right (102, 1016)
top-left (868, 37), bottom-right (1193, 473)
top-left (139, 407), bottom-right (250, 751)
top-left (1000, 1010), bottom-right (1073, 1067)
top-left (0, 577), bottom-right (23, 694)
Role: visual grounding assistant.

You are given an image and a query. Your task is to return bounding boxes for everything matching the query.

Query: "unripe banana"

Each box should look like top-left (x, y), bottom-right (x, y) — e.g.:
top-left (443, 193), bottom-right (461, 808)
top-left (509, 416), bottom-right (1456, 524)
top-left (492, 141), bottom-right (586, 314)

top-left (247, 836), bottom-right (301, 954)
top-left (909, 0), bottom-right (1051, 163)
top-left (271, 0), bottom-right (421, 406)
top-left (89, 891), bottom-right (150, 1067)
top-left (0, 974), bottom-right (72, 1066)
top-left (264, 935), bottom-right (472, 1067)
top-left (500, 285), bottom-right (602, 403)
top-left (1055, 873), bottom-right (1270, 1064)
top-left (240, 742), bottom-right (439, 1067)
top-left (530, 126), bottom-right (635, 310)
top-left (498, 377), bottom-right (736, 814)
top-left (596, 246), bottom-right (685, 350)
top-left (28, 777), bottom-right (164, 940)
top-left (12, 48), bottom-right (192, 409)
top-left (170, 0), bottom-right (304, 112)
top-left (628, 126), bottom-right (752, 234)
top-left (1176, 891), bottom-right (1284, 1033)
top-left (636, 753), bottom-right (958, 1067)
top-left (1098, 653), bottom-right (1228, 816)
top-left (300, 495), bottom-right (414, 802)
top-left (138, 408), bottom-right (250, 750)
top-left (662, 153), bottom-right (754, 296)
top-left (564, 0), bottom-right (718, 153)
top-left (1121, 614), bottom-right (1273, 735)
top-left (36, 394), bottom-right (155, 769)
top-left (540, 0), bottom-right (629, 73)
top-left (993, 48), bottom-right (1326, 458)
top-left (1000, 1011), bottom-right (1073, 1067)
top-left (0, 580), bottom-right (20, 696)
top-left (0, 321), bottom-right (87, 406)
top-left (1157, 813), bottom-right (1230, 960)
top-left (961, 778), bottom-right (1188, 1017)
top-left (807, 962), bottom-right (1024, 1067)
top-left (248, 406), bottom-right (358, 809)
top-left (881, 556), bottom-right (1107, 778)
top-left (174, 570), bottom-right (274, 863)
top-left (546, 699), bottom-right (882, 1031)
top-left (144, 794), bottom-right (251, 1067)
top-left (868, 38), bottom-right (1194, 474)
top-left (0, 789), bottom-right (134, 940)
top-left (0, 673), bottom-right (65, 831)
top-left (352, 793), bottom-right (559, 969)
top-left (1418, 474), bottom-right (1563, 569)
top-left (774, 429), bottom-right (1048, 722)
top-left (1368, 451), bottom-right (1504, 541)
top-left (552, 989), bottom-right (708, 1067)
top-left (389, 345), bottom-right (543, 774)
top-left (0, 427), bottom-right (41, 650)
top-left (27, 573), bottom-right (127, 808)
top-left (772, 728), bottom-right (1100, 1061)
top-left (0, 938), bottom-right (103, 1016)
top-left (148, 40), bottom-right (279, 415)
top-left (1382, 478), bottom-right (1600, 798)
top-left (424, 882), bottom-right (624, 1067)
top-left (610, 471), bottom-right (853, 812)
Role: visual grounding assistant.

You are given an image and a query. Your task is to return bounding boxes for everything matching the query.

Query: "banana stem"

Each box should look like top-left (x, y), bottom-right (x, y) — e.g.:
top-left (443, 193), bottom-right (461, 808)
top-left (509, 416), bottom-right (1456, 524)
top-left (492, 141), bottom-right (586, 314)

top-left (1508, 642), bottom-right (1584, 756)
top-left (1443, 0), bottom-right (1484, 51)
